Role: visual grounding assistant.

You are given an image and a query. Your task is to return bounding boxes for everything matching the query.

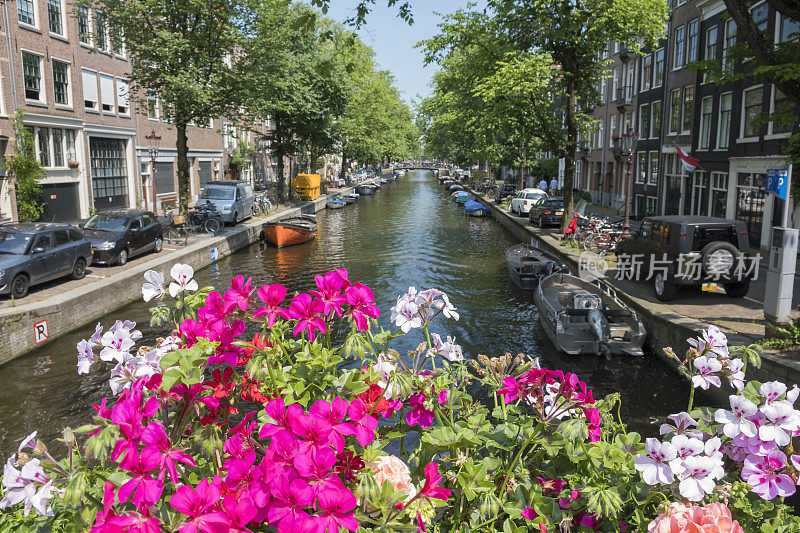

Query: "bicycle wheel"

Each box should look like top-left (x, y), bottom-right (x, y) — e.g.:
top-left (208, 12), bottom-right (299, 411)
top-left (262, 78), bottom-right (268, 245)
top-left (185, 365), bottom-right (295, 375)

top-left (168, 226), bottom-right (187, 245)
top-left (204, 217), bottom-right (222, 234)
top-left (264, 199), bottom-right (273, 213)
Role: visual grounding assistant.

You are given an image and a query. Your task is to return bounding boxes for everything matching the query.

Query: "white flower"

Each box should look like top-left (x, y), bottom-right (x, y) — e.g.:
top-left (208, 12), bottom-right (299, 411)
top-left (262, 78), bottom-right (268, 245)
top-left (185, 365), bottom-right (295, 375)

top-left (0, 457), bottom-right (52, 517)
top-left (17, 432), bottom-right (37, 455)
top-left (668, 434), bottom-right (705, 476)
top-left (434, 293), bottom-right (460, 321)
top-left (634, 438), bottom-right (676, 485)
top-left (372, 354), bottom-right (398, 398)
top-left (715, 395), bottom-right (758, 438)
top-left (142, 270), bottom-right (166, 302)
top-left (687, 325), bottom-right (729, 358)
top-left (659, 412), bottom-right (703, 439)
top-left (169, 263), bottom-right (198, 297)
top-left (759, 402), bottom-right (800, 447)
top-left (677, 455), bottom-right (717, 501)
top-left (427, 333), bottom-right (464, 362)
top-left (76, 339), bottom-right (96, 375)
top-left (390, 290), bottom-right (423, 333)
top-left (726, 358), bottom-right (745, 391)
top-left (691, 356), bottom-right (722, 390)
top-left (98, 328), bottom-right (136, 364)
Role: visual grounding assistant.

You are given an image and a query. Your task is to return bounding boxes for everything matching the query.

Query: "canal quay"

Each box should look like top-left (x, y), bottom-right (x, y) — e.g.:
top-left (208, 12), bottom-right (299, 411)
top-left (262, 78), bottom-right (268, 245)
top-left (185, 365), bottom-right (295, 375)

top-left (0, 170), bottom-right (696, 456)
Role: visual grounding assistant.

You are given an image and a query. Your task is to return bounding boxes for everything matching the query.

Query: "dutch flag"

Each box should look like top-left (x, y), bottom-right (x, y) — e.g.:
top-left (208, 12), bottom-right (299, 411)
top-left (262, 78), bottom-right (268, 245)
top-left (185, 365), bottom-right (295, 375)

top-left (675, 145), bottom-right (700, 173)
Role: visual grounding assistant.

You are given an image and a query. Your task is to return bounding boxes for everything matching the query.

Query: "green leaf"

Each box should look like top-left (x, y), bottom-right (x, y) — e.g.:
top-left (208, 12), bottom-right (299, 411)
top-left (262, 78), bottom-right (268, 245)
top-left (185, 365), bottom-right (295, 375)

top-left (557, 418), bottom-right (589, 441)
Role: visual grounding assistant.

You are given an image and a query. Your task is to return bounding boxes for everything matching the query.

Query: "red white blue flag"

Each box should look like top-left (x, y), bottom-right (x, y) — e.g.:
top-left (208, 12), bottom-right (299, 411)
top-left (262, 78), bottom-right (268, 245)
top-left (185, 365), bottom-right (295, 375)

top-left (675, 145), bottom-right (700, 173)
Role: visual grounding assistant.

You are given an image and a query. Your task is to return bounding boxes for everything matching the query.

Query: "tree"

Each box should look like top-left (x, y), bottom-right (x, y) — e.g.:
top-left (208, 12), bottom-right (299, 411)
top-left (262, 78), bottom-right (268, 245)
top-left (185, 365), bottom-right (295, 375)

top-left (4, 112), bottom-right (45, 222)
top-left (98, 0), bottom-right (251, 215)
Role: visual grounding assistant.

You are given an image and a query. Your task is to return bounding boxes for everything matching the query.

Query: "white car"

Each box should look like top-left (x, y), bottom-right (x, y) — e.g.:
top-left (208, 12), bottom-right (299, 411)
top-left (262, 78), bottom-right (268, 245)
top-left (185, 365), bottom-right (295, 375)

top-left (509, 188), bottom-right (547, 215)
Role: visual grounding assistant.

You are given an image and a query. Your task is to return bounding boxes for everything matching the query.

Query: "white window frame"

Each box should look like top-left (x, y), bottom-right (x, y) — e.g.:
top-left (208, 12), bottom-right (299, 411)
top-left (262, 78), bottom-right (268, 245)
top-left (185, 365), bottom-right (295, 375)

top-left (17, 0), bottom-right (38, 29)
top-left (738, 84), bottom-right (763, 143)
top-left (681, 85), bottom-right (694, 134)
top-left (51, 56), bottom-right (71, 109)
top-left (147, 90), bottom-right (159, 121)
top-left (99, 73), bottom-right (115, 114)
top-left (650, 100), bottom-right (662, 139)
top-left (638, 103), bottom-right (649, 135)
top-left (81, 67), bottom-right (99, 112)
top-left (636, 151), bottom-right (647, 184)
top-left (698, 96), bottom-right (713, 150)
top-left (611, 67), bottom-right (618, 100)
top-left (716, 92), bottom-right (733, 150)
top-left (722, 19), bottom-right (736, 73)
top-left (21, 49), bottom-right (45, 105)
top-left (687, 19), bottom-right (699, 63)
top-left (648, 151), bottom-right (659, 185)
top-left (116, 77), bottom-right (130, 117)
top-left (609, 114), bottom-right (617, 146)
top-left (668, 88), bottom-right (681, 135)
top-left (95, 9), bottom-right (110, 52)
top-left (654, 48), bottom-right (665, 87)
top-left (673, 25), bottom-right (686, 70)
top-left (766, 85), bottom-right (792, 139)
top-left (775, 12), bottom-right (800, 43)
top-left (77, 5), bottom-right (92, 47)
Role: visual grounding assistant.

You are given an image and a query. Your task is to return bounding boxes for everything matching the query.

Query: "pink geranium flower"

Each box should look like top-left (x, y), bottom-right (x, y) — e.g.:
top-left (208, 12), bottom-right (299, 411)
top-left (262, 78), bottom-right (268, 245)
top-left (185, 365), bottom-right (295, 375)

top-left (648, 502), bottom-right (743, 533)
top-left (405, 394), bottom-right (434, 428)
top-left (117, 451), bottom-right (162, 511)
top-left (140, 421), bottom-right (197, 484)
top-left (347, 399), bottom-right (378, 446)
top-left (288, 293), bottom-right (327, 342)
top-left (345, 283), bottom-right (380, 331)
top-left (223, 275), bottom-right (252, 314)
top-left (198, 291), bottom-right (228, 326)
top-left (253, 284), bottom-right (292, 328)
top-left (317, 484), bottom-right (359, 532)
top-left (309, 398), bottom-right (356, 453)
top-left (742, 451), bottom-right (796, 500)
top-left (310, 270), bottom-right (349, 317)
top-left (419, 462), bottom-right (451, 501)
top-left (170, 478), bottom-right (229, 533)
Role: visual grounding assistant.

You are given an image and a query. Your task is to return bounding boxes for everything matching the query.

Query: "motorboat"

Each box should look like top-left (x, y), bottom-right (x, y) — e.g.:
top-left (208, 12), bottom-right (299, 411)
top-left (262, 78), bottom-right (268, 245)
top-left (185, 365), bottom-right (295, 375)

top-left (343, 194), bottom-right (359, 204)
top-left (464, 200), bottom-right (488, 217)
top-left (449, 184), bottom-right (464, 192)
top-left (355, 184), bottom-right (374, 195)
top-left (379, 178), bottom-right (388, 184)
top-left (326, 198), bottom-right (346, 209)
top-left (455, 193), bottom-right (475, 204)
top-left (534, 272), bottom-right (646, 357)
top-left (371, 180), bottom-right (382, 189)
top-left (442, 180), bottom-right (454, 188)
top-left (259, 215), bottom-right (318, 248)
top-left (506, 243), bottom-right (566, 289)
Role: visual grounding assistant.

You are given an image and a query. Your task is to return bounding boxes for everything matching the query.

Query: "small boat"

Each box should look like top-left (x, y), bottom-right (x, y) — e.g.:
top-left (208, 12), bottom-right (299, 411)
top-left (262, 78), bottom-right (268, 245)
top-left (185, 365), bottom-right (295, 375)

top-left (371, 180), bottom-right (382, 189)
top-left (442, 180), bottom-right (454, 187)
top-left (327, 199), bottom-right (346, 209)
top-left (259, 215), bottom-right (318, 248)
top-left (506, 244), bottom-right (566, 289)
top-left (379, 178), bottom-right (388, 184)
top-left (343, 194), bottom-right (359, 204)
top-left (534, 272), bottom-right (646, 357)
top-left (464, 200), bottom-right (488, 217)
top-left (455, 194), bottom-right (475, 204)
top-left (356, 184), bottom-right (374, 195)
top-left (449, 184), bottom-right (464, 192)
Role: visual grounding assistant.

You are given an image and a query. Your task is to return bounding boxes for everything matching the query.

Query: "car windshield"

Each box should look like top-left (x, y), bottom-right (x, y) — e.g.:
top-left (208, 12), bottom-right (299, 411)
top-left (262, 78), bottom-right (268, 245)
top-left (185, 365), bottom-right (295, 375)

top-left (525, 192), bottom-right (545, 200)
top-left (83, 214), bottom-right (131, 232)
top-left (0, 231), bottom-right (33, 254)
top-left (200, 187), bottom-right (235, 200)
top-left (545, 199), bottom-right (564, 207)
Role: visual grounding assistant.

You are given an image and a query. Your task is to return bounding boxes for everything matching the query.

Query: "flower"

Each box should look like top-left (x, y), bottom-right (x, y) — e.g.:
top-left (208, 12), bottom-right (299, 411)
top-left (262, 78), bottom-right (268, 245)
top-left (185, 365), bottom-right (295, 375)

top-left (169, 478), bottom-right (229, 532)
top-left (317, 484), bottom-right (359, 532)
top-left (521, 507), bottom-right (538, 520)
top-left (687, 325), bottom-right (729, 358)
top-left (0, 456), bottom-right (54, 517)
top-left (727, 358), bottom-right (745, 391)
top-left (390, 288), bottom-right (422, 332)
top-left (77, 339), bottom-right (96, 374)
top-left (368, 455), bottom-right (416, 501)
top-left (419, 462), bottom-right (451, 501)
top-left (142, 270), bottom-right (166, 302)
top-left (659, 412), bottom-right (703, 439)
top-left (252, 284), bottom-right (292, 328)
top-left (334, 451), bottom-right (364, 483)
top-left (345, 283), bottom-right (380, 331)
top-left (648, 502), bottom-right (743, 533)
top-left (676, 455), bottom-right (718, 501)
top-left (405, 394), bottom-right (434, 428)
top-left (715, 395), bottom-right (758, 438)
top-left (288, 293), bottom-right (327, 342)
top-left (310, 270), bottom-right (349, 317)
top-left (98, 325), bottom-right (139, 364)
top-left (691, 356), bottom-right (722, 390)
top-left (634, 438), bottom-right (676, 485)
top-left (223, 275), bottom-right (252, 314)
top-left (169, 263), bottom-right (198, 297)
top-left (759, 401), bottom-right (799, 447)
top-left (742, 451), bottom-right (796, 500)
top-left (427, 333), bottom-right (464, 362)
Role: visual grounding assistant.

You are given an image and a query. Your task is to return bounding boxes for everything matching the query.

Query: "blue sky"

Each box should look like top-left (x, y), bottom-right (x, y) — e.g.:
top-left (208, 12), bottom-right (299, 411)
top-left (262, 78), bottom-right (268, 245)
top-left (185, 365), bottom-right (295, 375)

top-left (325, 1), bottom-right (485, 108)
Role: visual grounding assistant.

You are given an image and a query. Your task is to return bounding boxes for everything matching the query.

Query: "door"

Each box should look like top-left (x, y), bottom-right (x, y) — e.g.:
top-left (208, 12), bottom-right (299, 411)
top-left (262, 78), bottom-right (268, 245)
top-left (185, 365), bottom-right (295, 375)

top-left (28, 232), bottom-right (57, 283)
top-left (235, 186), bottom-right (244, 217)
top-left (141, 213), bottom-right (160, 249)
top-left (129, 216), bottom-right (146, 255)
top-left (51, 229), bottom-right (74, 277)
top-left (38, 183), bottom-right (80, 223)
top-left (243, 184), bottom-right (254, 215)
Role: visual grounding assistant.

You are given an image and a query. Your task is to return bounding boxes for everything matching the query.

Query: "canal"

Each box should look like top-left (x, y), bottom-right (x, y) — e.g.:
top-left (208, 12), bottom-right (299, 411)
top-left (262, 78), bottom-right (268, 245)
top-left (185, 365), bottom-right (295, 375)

top-left (0, 170), bottom-right (696, 456)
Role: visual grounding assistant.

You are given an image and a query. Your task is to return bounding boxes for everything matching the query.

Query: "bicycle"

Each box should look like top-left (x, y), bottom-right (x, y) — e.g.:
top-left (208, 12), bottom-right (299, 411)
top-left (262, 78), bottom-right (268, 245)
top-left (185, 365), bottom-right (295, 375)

top-left (188, 203), bottom-right (224, 235)
top-left (253, 193), bottom-right (273, 216)
top-left (163, 211), bottom-right (188, 246)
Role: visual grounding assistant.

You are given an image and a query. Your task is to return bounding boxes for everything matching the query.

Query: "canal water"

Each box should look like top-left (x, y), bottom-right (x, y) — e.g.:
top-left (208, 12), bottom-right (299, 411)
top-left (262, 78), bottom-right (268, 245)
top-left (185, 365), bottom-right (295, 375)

top-left (0, 170), bottom-right (696, 457)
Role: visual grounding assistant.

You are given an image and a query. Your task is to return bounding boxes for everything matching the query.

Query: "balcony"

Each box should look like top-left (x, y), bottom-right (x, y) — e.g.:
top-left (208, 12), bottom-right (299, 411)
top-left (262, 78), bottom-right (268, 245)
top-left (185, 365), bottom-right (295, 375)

top-left (616, 85), bottom-right (634, 111)
top-left (578, 142), bottom-right (593, 159)
top-left (618, 47), bottom-right (633, 63)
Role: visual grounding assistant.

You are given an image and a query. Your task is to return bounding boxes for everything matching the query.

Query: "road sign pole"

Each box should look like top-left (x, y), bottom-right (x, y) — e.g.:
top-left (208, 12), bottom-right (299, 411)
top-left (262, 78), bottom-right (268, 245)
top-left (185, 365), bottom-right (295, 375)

top-left (783, 164), bottom-right (793, 228)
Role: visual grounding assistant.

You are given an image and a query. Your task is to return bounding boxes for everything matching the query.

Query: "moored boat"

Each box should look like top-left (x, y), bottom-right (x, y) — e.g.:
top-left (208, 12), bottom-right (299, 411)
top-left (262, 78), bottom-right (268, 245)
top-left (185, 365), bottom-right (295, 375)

top-left (327, 199), bottom-right (346, 209)
top-left (356, 184), bottom-right (374, 195)
top-left (506, 243), bottom-right (566, 289)
top-left (259, 215), bottom-right (318, 248)
top-left (449, 184), bottom-right (464, 192)
top-left (343, 194), bottom-right (359, 204)
top-left (464, 200), bottom-right (489, 217)
top-left (534, 272), bottom-right (646, 357)
top-left (455, 193), bottom-right (474, 204)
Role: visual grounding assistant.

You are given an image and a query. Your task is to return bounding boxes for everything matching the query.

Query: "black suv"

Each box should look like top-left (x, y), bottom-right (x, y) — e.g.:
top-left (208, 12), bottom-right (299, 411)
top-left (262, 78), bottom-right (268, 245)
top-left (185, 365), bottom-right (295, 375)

top-left (81, 210), bottom-right (163, 266)
top-left (0, 223), bottom-right (93, 298)
top-left (495, 184), bottom-right (518, 203)
top-left (615, 216), bottom-right (756, 302)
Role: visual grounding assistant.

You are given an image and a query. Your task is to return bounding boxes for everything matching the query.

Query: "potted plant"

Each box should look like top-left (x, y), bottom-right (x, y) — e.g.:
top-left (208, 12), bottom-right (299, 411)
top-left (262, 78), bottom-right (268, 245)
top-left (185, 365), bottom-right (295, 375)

top-left (67, 160), bottom-right (80, 169)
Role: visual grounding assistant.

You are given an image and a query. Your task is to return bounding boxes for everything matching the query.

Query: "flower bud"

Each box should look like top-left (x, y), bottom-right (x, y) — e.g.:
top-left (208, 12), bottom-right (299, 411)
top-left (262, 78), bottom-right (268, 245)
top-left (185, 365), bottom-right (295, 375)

top-left (62, 427), bottom-right (76, 448)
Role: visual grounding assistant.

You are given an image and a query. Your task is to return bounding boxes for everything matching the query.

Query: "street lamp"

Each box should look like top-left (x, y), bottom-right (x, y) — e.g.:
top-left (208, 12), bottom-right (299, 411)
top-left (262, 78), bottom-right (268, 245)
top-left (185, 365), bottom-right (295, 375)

top-left (145, 130), bottom-right (161, 213)
top-left (519, 144), bottom-right (526, 190)
top-left (621, 128), bottom-right (639, 237)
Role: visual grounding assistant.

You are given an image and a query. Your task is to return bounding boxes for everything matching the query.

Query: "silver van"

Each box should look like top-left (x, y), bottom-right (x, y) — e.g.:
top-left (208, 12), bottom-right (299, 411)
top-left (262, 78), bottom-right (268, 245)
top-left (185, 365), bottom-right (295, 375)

top-left (196, 181), bottom-right (254, 225)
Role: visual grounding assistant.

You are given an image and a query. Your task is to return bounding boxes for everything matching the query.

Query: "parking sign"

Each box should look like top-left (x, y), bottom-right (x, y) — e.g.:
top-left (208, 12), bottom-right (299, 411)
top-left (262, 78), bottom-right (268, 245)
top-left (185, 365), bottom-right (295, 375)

top-left (33, 319), bottom-right (49, 345)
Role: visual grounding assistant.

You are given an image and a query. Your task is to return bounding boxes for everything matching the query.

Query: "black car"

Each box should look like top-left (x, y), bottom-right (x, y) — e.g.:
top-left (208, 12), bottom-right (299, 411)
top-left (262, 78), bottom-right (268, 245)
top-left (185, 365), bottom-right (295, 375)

top-left (81, 210), bottom-right (163, 266)
top-left (495, 184), bottom-right (518, 203)
top-left (0, 223), bottom-right (93, 299)
top-left (528, 196), bottom-right (565, 227)
top-left (615, 216), bottom-right (756, 301)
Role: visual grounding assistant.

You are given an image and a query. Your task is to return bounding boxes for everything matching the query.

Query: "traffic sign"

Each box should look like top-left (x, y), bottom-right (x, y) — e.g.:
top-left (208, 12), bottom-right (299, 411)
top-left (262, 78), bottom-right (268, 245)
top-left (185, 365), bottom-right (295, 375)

top-left (33, 319), bottom-right (49, 345)
top-left (766, 168), bottom-right (789, 200)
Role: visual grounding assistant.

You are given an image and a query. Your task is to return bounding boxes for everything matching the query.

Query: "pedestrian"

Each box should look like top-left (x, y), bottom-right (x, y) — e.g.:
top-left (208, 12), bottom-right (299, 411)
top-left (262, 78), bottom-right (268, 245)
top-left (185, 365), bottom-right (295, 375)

top-left (537, 177), bottom-right (548, 191)
top-left (549, 177), bottom-right (559, 196)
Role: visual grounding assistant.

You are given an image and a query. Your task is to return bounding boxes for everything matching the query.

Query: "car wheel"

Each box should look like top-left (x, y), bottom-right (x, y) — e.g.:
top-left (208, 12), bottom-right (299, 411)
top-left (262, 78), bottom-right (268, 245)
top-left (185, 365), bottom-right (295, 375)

top-left (700, 241), bottom-right (740, 278)
top-left (724, 281), bottom-right (750, 298)
top-left (154, 237), bottom-right (163, 253)
top-left (539, 216), bottom-right (545, 228)
top-left (231, 212), bottom-right (238, 226)
top-left (117, 249), bottom-right (128, 266)
top-left (653, 272), bottom-right (677, 302)
top-left (71, 258), bottom-right (87, 280)
top-left (10, 274), bottom-right (29, 299)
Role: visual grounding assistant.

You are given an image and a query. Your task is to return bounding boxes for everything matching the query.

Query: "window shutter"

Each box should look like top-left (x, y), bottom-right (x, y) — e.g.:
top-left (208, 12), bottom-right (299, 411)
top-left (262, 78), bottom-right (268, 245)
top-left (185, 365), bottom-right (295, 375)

top-left (82, 69), bottom-right (98, 102)
top-left (100, 74), bottom-right (114, 107)
top-left (116, 79), bottom-right (129, 107)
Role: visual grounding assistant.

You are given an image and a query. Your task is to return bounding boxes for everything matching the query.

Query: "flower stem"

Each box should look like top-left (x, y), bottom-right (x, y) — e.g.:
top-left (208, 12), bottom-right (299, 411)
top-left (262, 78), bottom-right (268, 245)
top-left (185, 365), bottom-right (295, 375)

top-left (498, 427), bottom-right (540, 496)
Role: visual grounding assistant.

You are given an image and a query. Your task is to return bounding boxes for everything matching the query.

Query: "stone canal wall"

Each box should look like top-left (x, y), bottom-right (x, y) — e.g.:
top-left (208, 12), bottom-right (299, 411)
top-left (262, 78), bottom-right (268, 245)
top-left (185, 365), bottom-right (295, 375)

top-left (0, 191), bottom-right (347, 365)
top-left (466, 189), bottom-right (800, 389)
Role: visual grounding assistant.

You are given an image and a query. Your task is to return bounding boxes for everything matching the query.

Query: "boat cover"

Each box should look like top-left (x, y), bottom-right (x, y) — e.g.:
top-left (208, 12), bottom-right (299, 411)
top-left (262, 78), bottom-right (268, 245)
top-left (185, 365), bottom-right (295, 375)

top-left (463, 200), bottom-right (487, 213)
top-left (452, 190), bottom-right (471, 197)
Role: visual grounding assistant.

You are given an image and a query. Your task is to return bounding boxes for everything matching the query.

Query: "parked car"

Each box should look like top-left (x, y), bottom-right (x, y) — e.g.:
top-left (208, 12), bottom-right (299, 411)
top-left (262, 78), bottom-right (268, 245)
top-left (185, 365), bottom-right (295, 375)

top-left (196, 181), bottom-right (254, 225)
top-left (509, 188), bottom-right (547, 215)
top-left (0, 223), bottom-right (93, 299)
top-left (615, 215), bottom-right (756, 302)
top-left (495, 183), bottom-right (519, 203)
top-left (82, 210), bottom-right (163, 266)
top-left (528, 196), bottom-right (565, 227)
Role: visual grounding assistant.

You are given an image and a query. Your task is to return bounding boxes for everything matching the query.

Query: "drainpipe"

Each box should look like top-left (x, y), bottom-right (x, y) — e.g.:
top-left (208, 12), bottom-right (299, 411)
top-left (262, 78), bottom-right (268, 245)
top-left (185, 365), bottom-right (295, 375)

top-left (4, 3), bottom-right (18, 110)
top-left (600, 74), bottom-right (611, 205)
top-left (656, 13), bottom-right (674, 215)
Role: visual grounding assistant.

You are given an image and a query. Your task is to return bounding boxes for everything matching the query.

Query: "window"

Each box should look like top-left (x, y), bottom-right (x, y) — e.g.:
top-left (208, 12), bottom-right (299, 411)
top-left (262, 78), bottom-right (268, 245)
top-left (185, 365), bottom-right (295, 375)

top-left (637, 152), bottom-right (647, 183)
top-left (100, 74), bottom-right (114, 113)
top-left (705, 26), bottom-right (718, 60)
top-left (699, 97), bottom-right (713, 149)
top-left (687, 19), bottom-right (699, 63)
top-left (669, 89), bottom-right (681, 134)
top-left (751, 3), bottom-right (768, 32)
top-left (37, 127), bottom-right (49, 166)
top-left (654, 48), bottom-right (664, 87)
top-left (717, 92), bottom-right (733, 149)
top-left (65, 130), bottom-right (76, 161)
top-left (648, 151), bottom-right (658, 185)
top-left (741, 86), bottom-right (763, 138)
top-left (778, 14), bottom-right (800, 43)
top-left (116, 78), bottom-right (129, 115)
top-left (53, 230), bottom-right (69, 247)
top-left (77, 6), bottom-right (90, 44)
top-left (639, 103), bottom-right (650, 136)
top-left (609, 114), bottom-right (617, 145)
top-left (82, 69), bottom-right (98, 110)
top-left (52, 60), bottom-right (69, 106)
top-left (682, 86), bottom-right (694, 133)
top-left (651, 100), bottom-right (662, 138)
top-left (47, 0), bottom-right (63, 34)
top-left (674, 25), bottom-right (686, 69)
top-left (770, 87), bottom-right (793, 135)
top-left (112, 28), bottom-right (124, 56)
top-left (611, 67), bottom-right (618, 99)
top-left (647, 197), bottom-right (658, 216)
top-left (18, 0), bottom-right (35, 26)
top-left (147, 91), bottom-right (158, 119)
top-left (596, 119), bottom-right (604, 149)
top-left (723, 19), bottom-right (736, 72)
top-left (96, 10), bottom-right (108, 51)
top-left (22, 52), bottom-right (42, 102)
top-left (51, 128), bottom-right (63, 167)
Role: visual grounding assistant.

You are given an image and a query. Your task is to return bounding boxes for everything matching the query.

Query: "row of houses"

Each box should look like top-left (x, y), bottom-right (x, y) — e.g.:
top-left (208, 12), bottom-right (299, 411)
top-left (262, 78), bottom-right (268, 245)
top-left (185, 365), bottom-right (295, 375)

top-left (0, 0), bottom-right (285, 223)
top-left (576, 0), bottom-right (798, 250)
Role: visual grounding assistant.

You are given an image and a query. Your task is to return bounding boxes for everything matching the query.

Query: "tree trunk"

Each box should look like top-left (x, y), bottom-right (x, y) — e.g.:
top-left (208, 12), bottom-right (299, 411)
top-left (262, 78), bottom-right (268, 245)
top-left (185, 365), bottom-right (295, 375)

top-left (561, 76), bottom-right (577, 233)
top-left (176, 122), bottom-right (190, 216)
top-left (339, 149), bottom-right (347, 181)
top-left (276, 146), bottom-right (286, 203)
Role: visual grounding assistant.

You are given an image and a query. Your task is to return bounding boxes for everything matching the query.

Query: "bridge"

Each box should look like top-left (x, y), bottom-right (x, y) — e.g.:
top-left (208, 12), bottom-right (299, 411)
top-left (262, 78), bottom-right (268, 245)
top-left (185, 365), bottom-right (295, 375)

top-left (392, 164), bottom-right (444, 171)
